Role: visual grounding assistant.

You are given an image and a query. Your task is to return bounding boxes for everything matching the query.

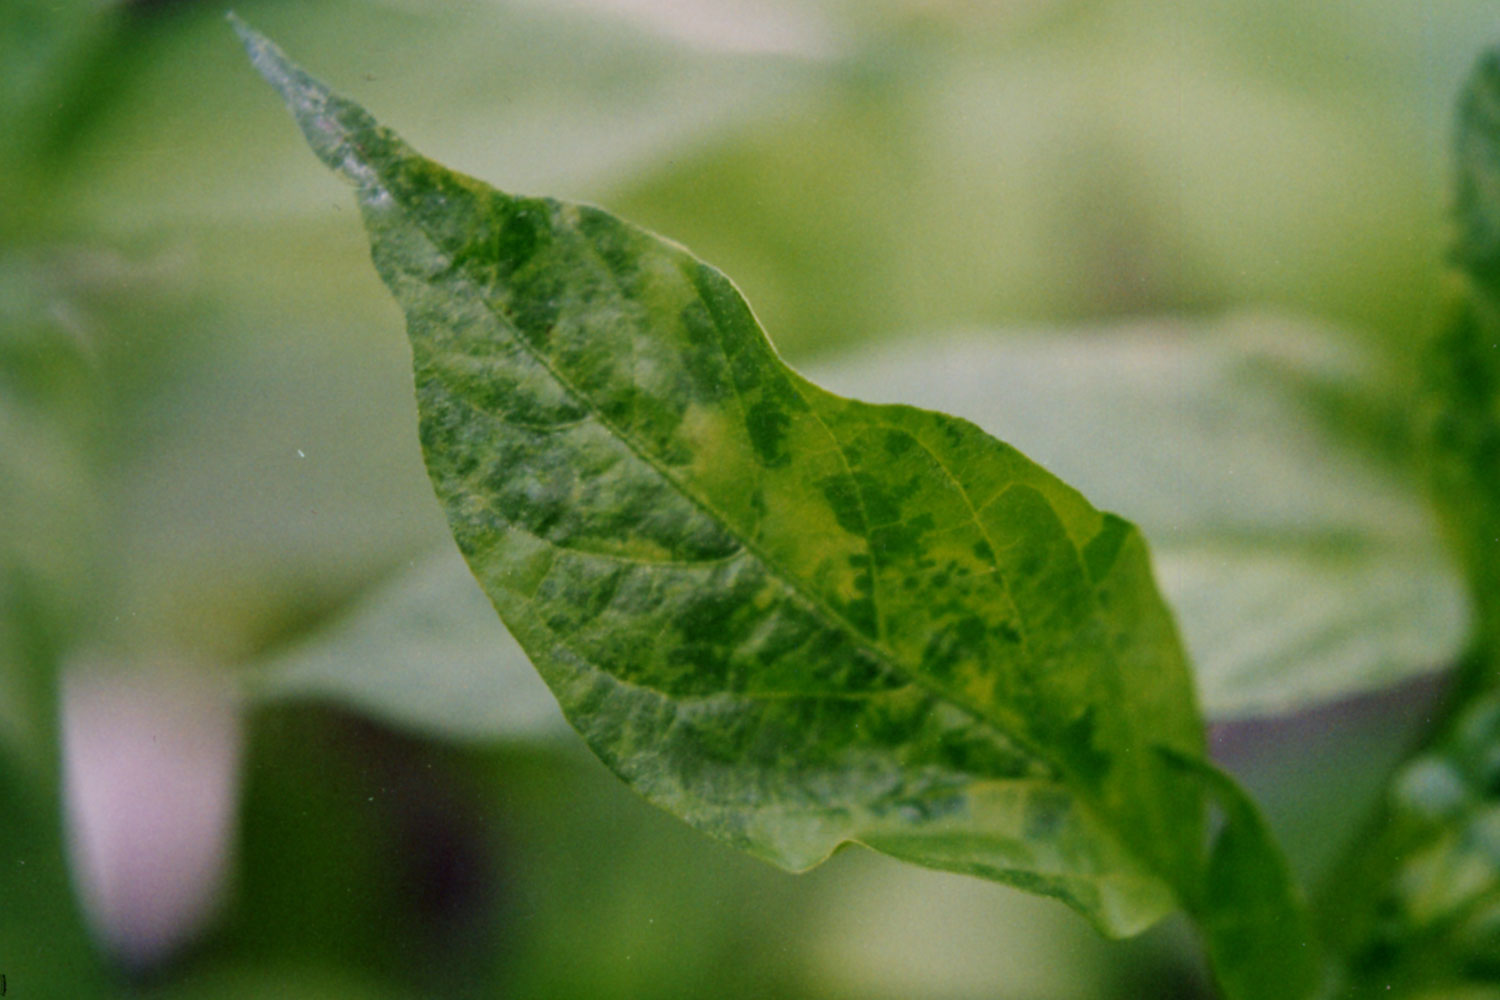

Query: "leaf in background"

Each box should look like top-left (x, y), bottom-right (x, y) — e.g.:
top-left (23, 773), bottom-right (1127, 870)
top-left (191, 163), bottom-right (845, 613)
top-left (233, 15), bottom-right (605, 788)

top-left (1162, 748), bottom-right (1321, 1000)
top-left (808, 321), bottom-right (1468, 719)
top-left (1316, 42), bottom-right (1500, 998)
top-left (0, 0), bottom-right (118, 233)
top-left (1326, 689), bottom-right (1500, 997)
top-left (0, 752), bottom-right (113, 1000)
top-left (0, 254), bottom-right (102, 766)
top-left (610, 0), bottom-right (1497, 360)
top-left (57, 0), bottom-right (827, 238)
top-left (234, 18), bottom-right (1211, 938)
top-left (1434, 44), bottom-right (1500, 658)
top-left (256, 549), bottom-right (567, 744)
top-left (0, 264), bottom-right (110, 1000)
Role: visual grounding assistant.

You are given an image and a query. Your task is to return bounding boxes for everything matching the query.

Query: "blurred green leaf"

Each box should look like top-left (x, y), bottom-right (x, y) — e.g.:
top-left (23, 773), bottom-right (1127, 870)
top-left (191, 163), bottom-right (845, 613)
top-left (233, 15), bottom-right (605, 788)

top-left (1325, 689), bottom-right (1500, 997)
top-left (53, 0), bottom-right (825, 238)
top-left (1316, 40), bottom-right (1500, 998)
top-left (0, 254), bottom-right (103, 764)
top-left (1161, 747), bottom-right (1320, 1000)
top-left (144, 961), bottom-right (405, 1000)
top-left (0, 0), bottom-right (119, 236)
top-left (0, 756), bottom-right (113, 1000)
top-left (811, 321), bottom-right (1467, 719)
top-left (612, 0), bottom-right (1500, 359)
top-left (1433, 43), bottom-right (1500, 659)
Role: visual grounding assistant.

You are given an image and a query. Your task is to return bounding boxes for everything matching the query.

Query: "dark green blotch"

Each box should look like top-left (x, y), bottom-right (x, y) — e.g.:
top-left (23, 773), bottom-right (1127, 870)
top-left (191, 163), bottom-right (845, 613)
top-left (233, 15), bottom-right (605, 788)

top-left (507, 267), bottom-right (564, 346)
top-left (1058, 708), bottom-right (1112, 790)
top-left (817, 474), bottom-right (867, 535)
top-left (936, 726), bottom-right (1039, 780)
top-left (920, 624), bottom-right (965, 681)
top-left (677, 301), bottom-right (733, 404)
top-left (1082, 513), bottom-right (1132, 584)
top-left (952, 615), bottom-right (988, 650)
top-left (689, 262), bottom-right (774, 394)
top-left (576, 205), bottom-right (642, 288)
top-left (834, 594), bottom-right (879, 639)
top-left (746, 400), bottom-right (792, 468)
top-left (852, 470), bottom-right (916, 528)
top-left (883, 429), bottom-right (914, 458)
top-left (677, 584), bottom-right (747, 642)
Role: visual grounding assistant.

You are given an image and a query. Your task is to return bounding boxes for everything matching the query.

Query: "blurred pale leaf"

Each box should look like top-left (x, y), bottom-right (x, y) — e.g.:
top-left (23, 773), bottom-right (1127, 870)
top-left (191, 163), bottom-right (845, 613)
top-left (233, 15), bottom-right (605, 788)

top-left (614, 0), bottom-right (1500, 357)
top-left (811, 319), bottom-right (1467, 719)
top-left (256, 550), bottom-right (565, 744)
top-left (802, 853), bottom-right (1113, 999)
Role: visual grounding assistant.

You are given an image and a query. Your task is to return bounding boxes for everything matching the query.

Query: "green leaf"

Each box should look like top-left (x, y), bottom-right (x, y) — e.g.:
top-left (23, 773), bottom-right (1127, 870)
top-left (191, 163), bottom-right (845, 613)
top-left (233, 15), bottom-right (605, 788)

top-left (234, 15), bottom-right (1206, 936)
top-left (0, 752), bottom-right (113, 1000)
top-left (809, 322), bottom-right (1467, 719)
top-left (1161, 748), bottom-right (1322, 1000)
top-left (235, 26), bottom-right (1319, 992)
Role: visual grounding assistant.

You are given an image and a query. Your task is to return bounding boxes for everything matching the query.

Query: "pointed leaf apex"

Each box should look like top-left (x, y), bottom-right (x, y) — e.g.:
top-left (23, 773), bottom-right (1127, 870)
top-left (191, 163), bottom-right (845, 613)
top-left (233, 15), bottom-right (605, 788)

top-left (230, 15), bottom-right (368, 184)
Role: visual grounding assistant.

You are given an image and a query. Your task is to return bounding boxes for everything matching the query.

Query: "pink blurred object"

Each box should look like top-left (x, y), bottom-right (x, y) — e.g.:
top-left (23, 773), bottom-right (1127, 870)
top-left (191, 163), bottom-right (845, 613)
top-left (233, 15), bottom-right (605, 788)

top-left (62, 661), bottom-right (243, 971)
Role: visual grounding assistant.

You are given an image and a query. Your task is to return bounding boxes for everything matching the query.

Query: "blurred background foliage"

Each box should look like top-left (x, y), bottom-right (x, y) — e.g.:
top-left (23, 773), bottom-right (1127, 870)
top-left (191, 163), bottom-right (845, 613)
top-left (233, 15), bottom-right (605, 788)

top-left (2, 0), bottom-right (1496, 996)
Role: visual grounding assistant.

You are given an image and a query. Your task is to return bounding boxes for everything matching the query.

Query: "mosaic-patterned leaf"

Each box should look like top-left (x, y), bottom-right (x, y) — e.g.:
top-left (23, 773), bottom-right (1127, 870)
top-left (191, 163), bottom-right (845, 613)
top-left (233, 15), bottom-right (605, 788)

top-left (234, 21), bottom-right (1312, 986)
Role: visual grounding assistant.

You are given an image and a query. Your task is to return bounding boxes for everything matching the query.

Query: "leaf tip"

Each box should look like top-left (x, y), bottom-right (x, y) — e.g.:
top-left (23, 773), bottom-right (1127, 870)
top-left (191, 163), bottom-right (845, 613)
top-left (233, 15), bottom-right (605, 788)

top-left (229, 14), bottom-right (391, 195)
top-left (230, 15), bottom-right (322, 109)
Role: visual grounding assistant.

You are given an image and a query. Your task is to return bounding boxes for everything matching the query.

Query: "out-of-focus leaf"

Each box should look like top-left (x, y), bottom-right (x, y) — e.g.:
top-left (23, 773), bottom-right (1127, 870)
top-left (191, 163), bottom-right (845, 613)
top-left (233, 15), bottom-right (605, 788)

top-left (1326, 689), bottom-right (1500, 997)
top-left (255, 550), bottom-right (566, 743)
top-left (55, 0), bottom-right (824, 238)
top-left (810, 320), bottom-right (1467, 719)
top-left (0, 0), bottom-right (118, 232)
top-left (1318, 42), bottom-right (1500, 998)
top-left (144, 961), bottom-right (406, 1000)
top-left (1162, 747), bottom-right (1321, 1000)
top-left (0, 754), bottom-right (113, 1000)
top-left (613, 0), bottom-right (1500, 358)
top-left (0, 255), bottom-right (102, 763)
top-left (1434, 44), bottom-right (1500, 658)
top-left (237, 18), bottom-right (1218, 940)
